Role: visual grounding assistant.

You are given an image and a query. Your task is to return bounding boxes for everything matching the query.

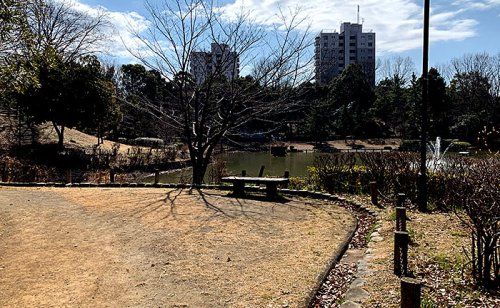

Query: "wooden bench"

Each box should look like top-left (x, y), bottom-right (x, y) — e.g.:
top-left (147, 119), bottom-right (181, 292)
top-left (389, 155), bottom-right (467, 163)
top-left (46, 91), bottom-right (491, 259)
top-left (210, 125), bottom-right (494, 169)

top-left (221, 176), bottom-right (289, 199)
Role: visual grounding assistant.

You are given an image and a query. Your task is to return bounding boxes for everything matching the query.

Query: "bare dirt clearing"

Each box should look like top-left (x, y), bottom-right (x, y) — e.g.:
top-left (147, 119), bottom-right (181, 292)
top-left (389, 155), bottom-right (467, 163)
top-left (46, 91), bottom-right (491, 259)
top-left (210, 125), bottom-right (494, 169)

top-left (0, 187), bottom-right (355, 307)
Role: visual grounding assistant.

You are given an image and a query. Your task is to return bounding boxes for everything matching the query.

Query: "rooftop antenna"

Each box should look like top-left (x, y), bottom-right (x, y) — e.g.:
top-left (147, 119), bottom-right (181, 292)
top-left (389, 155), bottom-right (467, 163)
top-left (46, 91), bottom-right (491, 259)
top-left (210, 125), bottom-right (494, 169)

top-left (357, 5), bottom-right (360, 24)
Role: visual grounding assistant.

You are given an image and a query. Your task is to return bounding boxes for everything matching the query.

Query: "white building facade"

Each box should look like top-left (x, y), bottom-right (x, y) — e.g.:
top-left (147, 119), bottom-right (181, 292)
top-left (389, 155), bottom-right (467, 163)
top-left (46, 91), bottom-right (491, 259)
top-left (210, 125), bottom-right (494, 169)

top-left (190, 43), bottom-right (239, 84)
top-left (315, 22), bottom-right (375, 86)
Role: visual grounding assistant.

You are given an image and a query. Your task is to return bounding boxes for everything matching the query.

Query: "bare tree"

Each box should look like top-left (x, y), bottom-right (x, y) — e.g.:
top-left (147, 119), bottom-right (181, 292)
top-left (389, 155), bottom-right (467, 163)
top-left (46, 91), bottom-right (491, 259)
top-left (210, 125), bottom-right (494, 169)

top-left (445, 157), bottom-right (499, 290)
top-left (17, 0), bottom-right (110, 148)
top-left (127, 0), bottom-right (313, 184)
top-left (451, 52), bottom-right (500, 97)
top-left (378, 56), bottom-right (415, 85)
top-left (24, 0), bottom-right (109, 63)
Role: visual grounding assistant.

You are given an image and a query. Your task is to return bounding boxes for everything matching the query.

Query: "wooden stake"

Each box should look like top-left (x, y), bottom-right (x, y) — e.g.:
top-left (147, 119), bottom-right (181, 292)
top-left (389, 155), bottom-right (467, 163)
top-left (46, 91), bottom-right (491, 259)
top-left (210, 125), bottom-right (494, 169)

top-left (154, 169), bottom-right (160, 185)
top-left (394, 231), bottom-right (409, 276)
top-left (400, 277), bottom-right (421, 308)
top-left (66, 170), bottom-right (72, 184)
top-left (396, 207), bottom-right (407, 232)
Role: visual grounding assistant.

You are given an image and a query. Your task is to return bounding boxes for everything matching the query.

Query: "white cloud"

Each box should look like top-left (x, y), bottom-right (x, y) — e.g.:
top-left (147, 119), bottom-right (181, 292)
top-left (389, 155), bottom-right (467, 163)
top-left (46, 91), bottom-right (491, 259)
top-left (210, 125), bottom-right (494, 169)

top-left (219, 0), bottom-right (481, 54)
top-left (57, 0), bottom-right (152, 63)
top-left (452, 0), bottom-right (500, 10)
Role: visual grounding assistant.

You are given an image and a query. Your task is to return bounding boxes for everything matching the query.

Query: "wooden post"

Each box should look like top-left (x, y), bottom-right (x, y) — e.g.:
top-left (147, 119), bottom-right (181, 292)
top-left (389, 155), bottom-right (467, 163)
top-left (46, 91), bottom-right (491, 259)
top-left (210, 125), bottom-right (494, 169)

top-left (110, 169), bottom-right (115, 183)
top-left (400, 277), bottom-right (421, 308)
top-left (233, 182), bottom-right (245, 196)
top-left (370, 181), bottom-right (378, 206)
top-left (1, 163), bottom-right (7, 182)
top-left (397, 193), bottom-right (406, 208)
top-left (396, 207), bottom-right (407, 232)
top-left (154, 169), bottom-right (160, 185)
top-left (241, 170), bottom-right (246, 177)
top-left (266, 183), bottom-right (278, 199)
top-left (66, 170), bottom-right (72, 184)
top-left (258, 165), bottom-right (265, 177)
top-left (394, 231), bottom-right (409, 276)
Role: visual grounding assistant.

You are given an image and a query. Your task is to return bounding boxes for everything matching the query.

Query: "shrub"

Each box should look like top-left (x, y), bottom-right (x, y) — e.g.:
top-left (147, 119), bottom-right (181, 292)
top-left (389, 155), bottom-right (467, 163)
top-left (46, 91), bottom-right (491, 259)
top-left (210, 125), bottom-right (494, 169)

top-left (449, 141), bottom-right (471, 152)
top-left (399, 139), bottom-right (420, 152)
top-left (207, 157), bottom-right (227, 184)
top-left (443, 157), bottom-right (499, 290)
top-left (0, 155), bottom-right (60, 182)
top-left (130, 137), bottom-right (165, 148)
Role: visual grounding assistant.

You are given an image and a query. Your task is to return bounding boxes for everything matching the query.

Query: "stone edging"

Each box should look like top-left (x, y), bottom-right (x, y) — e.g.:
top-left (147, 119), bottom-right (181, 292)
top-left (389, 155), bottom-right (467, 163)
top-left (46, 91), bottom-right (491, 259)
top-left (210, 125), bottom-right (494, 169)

top-left (0, 181), bottom-right (379, 306)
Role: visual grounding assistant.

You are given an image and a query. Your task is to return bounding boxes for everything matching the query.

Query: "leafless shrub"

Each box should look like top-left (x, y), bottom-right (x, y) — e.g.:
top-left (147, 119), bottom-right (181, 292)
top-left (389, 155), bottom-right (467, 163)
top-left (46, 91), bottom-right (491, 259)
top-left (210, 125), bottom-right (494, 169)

top-left (443, 157), bottom-right (499, 290)
top-left (0, 154), bottom-right (59, 182)
top-left (207, 156), bottom-right (227, 184)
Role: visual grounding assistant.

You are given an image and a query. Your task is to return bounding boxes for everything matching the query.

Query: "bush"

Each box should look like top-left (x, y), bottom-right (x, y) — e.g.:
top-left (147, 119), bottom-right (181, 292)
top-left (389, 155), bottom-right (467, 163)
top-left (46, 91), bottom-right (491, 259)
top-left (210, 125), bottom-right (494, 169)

top-left (207, 157), bottom-right (227, 184)
top-left (130, 137), bottom-right (165, 148)
top-left (443, 157), bottom-right (500, 290)
top-left (399, 139), bottom-right (420, 152)
top-left (0, 155), bottom-right (61, 182)
top-left (449, 141), bottom-right (471, 152)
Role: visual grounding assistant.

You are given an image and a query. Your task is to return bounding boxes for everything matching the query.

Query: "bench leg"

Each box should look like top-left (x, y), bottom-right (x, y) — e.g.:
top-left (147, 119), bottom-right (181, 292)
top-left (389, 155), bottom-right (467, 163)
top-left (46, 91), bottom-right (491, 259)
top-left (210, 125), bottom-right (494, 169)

top-left (233, 182), bottom-right (245, 196)
top-left (266, 183), bottom-right (278, 199)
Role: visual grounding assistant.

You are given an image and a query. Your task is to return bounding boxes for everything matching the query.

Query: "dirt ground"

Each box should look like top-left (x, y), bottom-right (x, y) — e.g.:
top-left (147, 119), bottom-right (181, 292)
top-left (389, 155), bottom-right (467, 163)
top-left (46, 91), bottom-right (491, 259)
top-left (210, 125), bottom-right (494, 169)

top-left (0, 187), bottom-right (355, 307)
top-left (287, 139), bottom-right (401, 151)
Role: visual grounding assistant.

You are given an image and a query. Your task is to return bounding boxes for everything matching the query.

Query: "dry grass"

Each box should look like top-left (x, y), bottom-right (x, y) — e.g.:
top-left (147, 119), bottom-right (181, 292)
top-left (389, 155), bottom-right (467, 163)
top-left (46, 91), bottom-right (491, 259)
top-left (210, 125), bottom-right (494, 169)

top-left (0, 187), bottom-right (355, 307)
top-left (37, 123), bottom-right (138, 154)
top-left (360, 206), bottom-right (499, 307)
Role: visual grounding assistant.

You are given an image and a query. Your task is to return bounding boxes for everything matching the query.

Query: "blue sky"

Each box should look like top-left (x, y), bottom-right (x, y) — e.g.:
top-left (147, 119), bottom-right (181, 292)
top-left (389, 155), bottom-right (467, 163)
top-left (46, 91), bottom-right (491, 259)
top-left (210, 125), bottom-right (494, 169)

top-left (69, 0), bottom-right (500, 76)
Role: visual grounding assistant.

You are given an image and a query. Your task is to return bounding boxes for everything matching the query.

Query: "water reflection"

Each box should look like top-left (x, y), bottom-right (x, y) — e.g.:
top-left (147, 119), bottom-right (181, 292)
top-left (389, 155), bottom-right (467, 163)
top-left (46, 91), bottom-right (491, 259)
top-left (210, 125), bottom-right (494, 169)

top-left (159, 152), bottom-right (322, 183)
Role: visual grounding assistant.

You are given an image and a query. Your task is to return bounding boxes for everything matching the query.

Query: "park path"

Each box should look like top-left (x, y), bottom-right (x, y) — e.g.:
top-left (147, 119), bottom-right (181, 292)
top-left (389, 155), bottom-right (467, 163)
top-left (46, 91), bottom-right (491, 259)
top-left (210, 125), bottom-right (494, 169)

top-left (0, 188), bottom-right (177, 307)
top-left (0, 187), bottom-right (355, 307)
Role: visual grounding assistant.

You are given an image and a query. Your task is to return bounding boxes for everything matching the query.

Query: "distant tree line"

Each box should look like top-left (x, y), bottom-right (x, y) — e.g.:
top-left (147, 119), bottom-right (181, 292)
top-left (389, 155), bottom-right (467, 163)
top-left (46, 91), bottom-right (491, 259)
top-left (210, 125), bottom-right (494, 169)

top-left (1, 0), bottom-right (499, 181)
top-left (294, 53), bottom-right (499, 145)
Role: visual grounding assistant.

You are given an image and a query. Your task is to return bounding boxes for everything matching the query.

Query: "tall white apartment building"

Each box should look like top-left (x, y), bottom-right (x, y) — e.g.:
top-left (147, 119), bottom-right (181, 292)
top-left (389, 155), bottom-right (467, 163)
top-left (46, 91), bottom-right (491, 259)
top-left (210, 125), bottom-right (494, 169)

top-left (189, 43), bottom-right (239, 84)
top-left (315, 22), bottom-right (375, 86)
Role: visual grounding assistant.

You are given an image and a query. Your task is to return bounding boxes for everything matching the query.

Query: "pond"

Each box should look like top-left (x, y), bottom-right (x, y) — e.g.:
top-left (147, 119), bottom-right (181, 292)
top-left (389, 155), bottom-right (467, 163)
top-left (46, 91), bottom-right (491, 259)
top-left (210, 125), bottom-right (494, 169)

top-left (158, 152), bottom-right (323, 183)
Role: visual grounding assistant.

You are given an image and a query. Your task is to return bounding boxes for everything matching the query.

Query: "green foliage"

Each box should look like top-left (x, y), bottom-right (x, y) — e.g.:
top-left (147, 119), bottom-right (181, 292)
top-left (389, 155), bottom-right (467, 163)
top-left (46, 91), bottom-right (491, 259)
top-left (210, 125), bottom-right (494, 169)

top-left (327, 64), bottom-right (376, 137)
top-left (17, 55), bottom-right (119, 147)
top-left (448, 72), bottom-right (496, 142)
top-left (118, 64), bottom-right (173, 139)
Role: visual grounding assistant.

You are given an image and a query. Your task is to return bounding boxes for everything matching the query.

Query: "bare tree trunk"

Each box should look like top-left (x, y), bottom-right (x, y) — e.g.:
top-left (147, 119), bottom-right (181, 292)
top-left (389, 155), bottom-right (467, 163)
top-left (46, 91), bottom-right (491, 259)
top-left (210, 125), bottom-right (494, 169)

top-left (192, 161), bottom-right (207, 185)
top-left (53, 122), bottom-right (64, 150)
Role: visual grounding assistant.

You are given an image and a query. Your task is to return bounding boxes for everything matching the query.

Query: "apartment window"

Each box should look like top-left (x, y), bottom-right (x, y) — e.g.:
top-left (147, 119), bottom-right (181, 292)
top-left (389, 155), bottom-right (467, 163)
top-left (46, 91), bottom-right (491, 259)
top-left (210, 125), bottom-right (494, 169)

top-left (349, 43), bottom-right (356, 47)
top-left (339, 43), bottom-right (344, 47)
top-left (350, 35), bottom-right (356, 39)
top-left (368, 42), bottom-right (373, 47)
top-left (324, 42), bottom-right (328, 47)
top-left (338, 64), bottom-right (343, 68)
top-left (349, 50), bottom-right (356, 53)
top-left (350, 56), bottom-right (356, 60)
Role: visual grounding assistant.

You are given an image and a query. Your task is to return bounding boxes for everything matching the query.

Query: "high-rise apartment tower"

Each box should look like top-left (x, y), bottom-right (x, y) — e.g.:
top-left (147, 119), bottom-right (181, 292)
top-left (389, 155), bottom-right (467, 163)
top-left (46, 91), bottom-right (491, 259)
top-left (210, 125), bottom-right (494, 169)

top-left (315, 22), bottom-right (375, 85)
top-left (190, 43), bottom-right (239, 84)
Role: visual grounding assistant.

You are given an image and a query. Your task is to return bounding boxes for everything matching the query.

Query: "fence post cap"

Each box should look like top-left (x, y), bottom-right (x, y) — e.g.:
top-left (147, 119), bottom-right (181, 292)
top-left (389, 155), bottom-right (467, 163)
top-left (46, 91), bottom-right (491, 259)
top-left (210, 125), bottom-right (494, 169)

top-left (401, 277), bottom-right (422, 284)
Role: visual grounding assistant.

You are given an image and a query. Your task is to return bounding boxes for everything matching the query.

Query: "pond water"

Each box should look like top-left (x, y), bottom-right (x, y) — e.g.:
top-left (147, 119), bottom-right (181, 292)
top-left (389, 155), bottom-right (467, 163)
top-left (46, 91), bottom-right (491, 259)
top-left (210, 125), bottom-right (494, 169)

top-left (158, 152), bottom-right (322, 183)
